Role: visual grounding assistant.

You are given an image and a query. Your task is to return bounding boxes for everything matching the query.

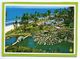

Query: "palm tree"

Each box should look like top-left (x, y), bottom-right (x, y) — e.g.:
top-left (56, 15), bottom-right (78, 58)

top-left (21, 13), bottom-right (29, 32)
top-left (60, 7), bottom-right (74, 27)
top-left (13, 20), bottom-right (18, 33)
top-left (47, 10), bottom-right (51, 16)
top-left (68, 7), bottom-right (74, 20)
top-left (42, 13), bottom-right (47, 17)
top-left (6, 11), bottom-right (8, 20)
top-left (32, 11), bottom-right (39, 23)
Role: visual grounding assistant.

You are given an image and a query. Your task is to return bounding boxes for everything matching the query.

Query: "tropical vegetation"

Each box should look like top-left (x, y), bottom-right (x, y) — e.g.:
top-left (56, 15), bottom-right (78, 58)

top-left (5, 7), bottom-right (74, 53)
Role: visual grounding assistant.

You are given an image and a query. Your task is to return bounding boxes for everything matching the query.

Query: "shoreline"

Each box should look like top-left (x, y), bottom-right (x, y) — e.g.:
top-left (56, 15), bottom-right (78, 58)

top-left (5, 25), bottom-right (14, 33)
top-left (5, 23), bottom-right (20, 33)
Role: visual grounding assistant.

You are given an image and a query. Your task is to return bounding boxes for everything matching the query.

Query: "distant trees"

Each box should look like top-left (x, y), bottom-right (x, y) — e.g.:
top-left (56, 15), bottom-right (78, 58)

top-left (54, 7), bottom-right (74, 28)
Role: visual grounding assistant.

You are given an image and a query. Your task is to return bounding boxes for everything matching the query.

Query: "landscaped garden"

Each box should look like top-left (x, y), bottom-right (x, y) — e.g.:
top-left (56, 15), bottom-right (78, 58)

top-left (5, 7), bottom-right (74, 53)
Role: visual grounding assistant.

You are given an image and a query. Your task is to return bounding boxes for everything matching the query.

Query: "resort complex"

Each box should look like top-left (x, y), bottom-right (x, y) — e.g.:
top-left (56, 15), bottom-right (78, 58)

top-left (5, 7), bottom-right (74, 53)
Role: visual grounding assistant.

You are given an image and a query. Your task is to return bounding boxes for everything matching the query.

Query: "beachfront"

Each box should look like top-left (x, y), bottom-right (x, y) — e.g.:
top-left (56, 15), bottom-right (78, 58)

top-left (5, 6), bottom-right (74, 53)
top-left (5, 25), bottom-right (14, 33)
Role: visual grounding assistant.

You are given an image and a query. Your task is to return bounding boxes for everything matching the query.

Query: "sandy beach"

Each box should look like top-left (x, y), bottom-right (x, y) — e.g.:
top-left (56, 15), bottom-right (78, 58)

top-left (5, 25), bottom-right (14, 33)
top-left (5, 23), bottom-right (20, 33)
